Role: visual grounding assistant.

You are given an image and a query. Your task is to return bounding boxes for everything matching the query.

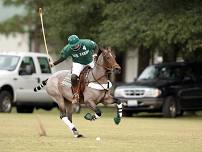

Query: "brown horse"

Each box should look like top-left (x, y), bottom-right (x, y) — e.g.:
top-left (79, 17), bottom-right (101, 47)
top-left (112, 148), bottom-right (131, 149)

top-left (34, 48), bottom-right (123, 138)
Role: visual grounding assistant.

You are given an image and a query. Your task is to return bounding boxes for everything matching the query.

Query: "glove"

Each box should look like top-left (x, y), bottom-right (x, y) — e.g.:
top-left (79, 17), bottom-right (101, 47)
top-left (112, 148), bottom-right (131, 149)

top-left (93, 54), bottom-right (98, 62)
top-left (49, 61), bottom-right (54, 67)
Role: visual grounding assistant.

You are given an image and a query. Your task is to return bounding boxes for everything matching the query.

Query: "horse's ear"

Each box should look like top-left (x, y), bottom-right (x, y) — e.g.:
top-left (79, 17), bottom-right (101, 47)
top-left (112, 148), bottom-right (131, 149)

top-left (99, 47), bottom-right (103, 51)
top-left (109, 48), bottom-right (116, 57)
top-left (108, 47), bottom-right (111, 51)
top-left (97, 47), bottom-right (103, 57)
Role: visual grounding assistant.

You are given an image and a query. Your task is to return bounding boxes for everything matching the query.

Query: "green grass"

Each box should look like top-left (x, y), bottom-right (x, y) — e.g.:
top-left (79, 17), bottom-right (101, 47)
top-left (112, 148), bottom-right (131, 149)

top-left (1, 108), bottom-right (202, 152)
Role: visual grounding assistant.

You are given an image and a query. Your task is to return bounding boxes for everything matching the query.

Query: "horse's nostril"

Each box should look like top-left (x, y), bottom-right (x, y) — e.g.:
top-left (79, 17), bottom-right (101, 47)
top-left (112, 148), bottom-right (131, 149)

top-left (114, 68), bottom-right (121, 74)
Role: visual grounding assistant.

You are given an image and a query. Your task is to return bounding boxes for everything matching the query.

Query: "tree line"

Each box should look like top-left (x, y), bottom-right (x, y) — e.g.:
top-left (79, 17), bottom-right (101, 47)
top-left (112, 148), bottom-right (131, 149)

top-left (1, 0), bottom-right (202, 63)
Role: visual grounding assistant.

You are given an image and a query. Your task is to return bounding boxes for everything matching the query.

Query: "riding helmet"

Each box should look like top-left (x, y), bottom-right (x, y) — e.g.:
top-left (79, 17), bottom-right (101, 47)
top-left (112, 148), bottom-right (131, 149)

top-left (68, 35), bottom-right (80, 49)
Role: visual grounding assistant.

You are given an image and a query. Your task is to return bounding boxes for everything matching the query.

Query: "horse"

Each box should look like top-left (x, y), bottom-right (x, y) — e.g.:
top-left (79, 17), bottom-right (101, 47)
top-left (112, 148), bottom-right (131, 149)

top-left (34, 47), bottom-right (123, 138)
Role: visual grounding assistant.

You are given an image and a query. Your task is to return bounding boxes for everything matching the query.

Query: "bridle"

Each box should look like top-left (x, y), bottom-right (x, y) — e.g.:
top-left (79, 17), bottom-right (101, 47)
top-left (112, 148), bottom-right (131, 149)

top-left (96, 62), bottom-right (119, 71)
top-left (87, 49), bottom-right (118, 87)
top-left (85, 49), bottom-right (120, 100)
top-left (95, 50), bottom-right (119, 71)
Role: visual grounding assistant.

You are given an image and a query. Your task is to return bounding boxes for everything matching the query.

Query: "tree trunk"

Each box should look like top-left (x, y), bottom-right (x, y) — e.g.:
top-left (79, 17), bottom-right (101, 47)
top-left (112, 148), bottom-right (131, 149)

top-left (163, 45), bottom-right (179, 62)
top-left (32, 24), bottom-right (41, 52)
top-left (138, 45), bottom-right (151, 76)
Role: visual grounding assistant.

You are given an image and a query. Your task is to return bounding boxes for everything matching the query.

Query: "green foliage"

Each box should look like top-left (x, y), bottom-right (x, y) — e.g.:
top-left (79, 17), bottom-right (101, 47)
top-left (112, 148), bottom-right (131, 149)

top-left (1, 0), bottom-right (202, 59)
top-left (0, 15), bottom-right (24, 34)
top-left (100, 0), bottom-right (202, 55)
top-left (0, 0), bottom-right (51, 35)
top-left (44, 0), bottom-right (105, 48)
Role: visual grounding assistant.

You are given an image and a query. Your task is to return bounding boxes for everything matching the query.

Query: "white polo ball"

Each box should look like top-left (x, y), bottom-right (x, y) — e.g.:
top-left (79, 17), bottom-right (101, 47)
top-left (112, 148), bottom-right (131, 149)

top-left (96, 137), bottom-right (101, 141)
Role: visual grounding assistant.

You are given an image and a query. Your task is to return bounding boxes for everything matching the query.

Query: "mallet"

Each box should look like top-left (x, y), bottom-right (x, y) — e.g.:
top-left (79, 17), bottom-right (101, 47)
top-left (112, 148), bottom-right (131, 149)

top-left (39, 8), bottom-right (50, 58)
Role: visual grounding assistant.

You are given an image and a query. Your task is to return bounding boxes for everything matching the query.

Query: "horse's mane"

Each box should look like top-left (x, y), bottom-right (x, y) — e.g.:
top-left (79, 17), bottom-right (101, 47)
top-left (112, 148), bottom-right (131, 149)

top-left (97, 47), bottom-right (110, 57)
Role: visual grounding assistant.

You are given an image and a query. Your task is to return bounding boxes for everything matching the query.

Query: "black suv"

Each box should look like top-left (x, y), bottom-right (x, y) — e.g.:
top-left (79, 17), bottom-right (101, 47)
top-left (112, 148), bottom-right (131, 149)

top-left (114, 61), bottom-right (202, 117)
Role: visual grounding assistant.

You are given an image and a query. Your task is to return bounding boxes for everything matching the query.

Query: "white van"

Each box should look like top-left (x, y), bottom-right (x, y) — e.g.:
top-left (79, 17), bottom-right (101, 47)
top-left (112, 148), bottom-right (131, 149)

top-left (0, 52), bottom-right (56, 113)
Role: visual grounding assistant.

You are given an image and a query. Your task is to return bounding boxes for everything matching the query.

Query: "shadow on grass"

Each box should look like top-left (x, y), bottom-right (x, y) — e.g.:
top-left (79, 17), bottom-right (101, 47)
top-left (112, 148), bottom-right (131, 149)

top-left (10, 106), bottom-right (202, 120)
top-left (127, 111), bottom-right (202, 119)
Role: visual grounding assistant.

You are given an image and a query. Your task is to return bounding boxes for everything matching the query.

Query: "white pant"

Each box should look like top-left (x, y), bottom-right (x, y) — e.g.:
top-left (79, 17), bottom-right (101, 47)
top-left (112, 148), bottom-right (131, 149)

top-left (72, 61), bottom-right (94, 76)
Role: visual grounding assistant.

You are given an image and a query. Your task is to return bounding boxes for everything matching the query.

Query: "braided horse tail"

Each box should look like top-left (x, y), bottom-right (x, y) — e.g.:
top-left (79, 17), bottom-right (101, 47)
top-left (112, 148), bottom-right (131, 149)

top-left (34, 79), bottom-right (48, 92)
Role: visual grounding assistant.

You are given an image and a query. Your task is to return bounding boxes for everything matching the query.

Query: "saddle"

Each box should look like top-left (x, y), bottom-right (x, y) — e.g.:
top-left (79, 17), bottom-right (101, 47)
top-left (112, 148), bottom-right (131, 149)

top-left (74, 66), bottom-right (91, 103)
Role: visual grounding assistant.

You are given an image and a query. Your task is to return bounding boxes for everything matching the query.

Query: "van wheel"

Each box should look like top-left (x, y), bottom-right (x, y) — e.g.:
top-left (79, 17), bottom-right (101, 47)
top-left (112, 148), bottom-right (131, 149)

top-left (0, 91), bottom-right (12, 113)
top-left (162, 96), bottom-right (177, 118)
top-left (16, 105), bottom-right (34, 113)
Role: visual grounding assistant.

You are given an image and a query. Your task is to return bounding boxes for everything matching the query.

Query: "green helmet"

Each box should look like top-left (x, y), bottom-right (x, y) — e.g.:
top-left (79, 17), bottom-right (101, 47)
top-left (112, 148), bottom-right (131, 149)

top-left (68, 35), bottom-right (80, 49)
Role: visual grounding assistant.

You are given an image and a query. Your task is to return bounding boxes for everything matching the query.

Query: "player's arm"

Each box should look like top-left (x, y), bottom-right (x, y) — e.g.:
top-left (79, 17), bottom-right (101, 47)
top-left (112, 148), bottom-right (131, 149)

top-left (89, 40), bottom-right (101, 61)
top-left (49, 46), bottom-right (70, 67)
top-left (50, 57), bottom-right (66, 67)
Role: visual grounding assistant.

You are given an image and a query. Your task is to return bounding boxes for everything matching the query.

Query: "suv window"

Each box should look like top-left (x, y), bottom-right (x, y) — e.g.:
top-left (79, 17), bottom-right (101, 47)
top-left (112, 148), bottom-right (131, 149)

top-left (191, 62), bottom-right (202, 82)
top-left (138, 64), bottom-right (194, 81)
top-left (37, 57), bottom-right (51, 74)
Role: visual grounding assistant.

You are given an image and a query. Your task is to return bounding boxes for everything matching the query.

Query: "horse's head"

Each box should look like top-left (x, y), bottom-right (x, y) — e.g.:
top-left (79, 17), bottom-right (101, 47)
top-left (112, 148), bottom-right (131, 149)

top-left (97, 47), bottom-right (121, 74)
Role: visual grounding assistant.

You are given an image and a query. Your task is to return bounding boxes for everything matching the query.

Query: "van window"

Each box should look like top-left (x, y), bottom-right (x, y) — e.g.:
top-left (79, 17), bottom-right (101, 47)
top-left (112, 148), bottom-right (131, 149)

top-left (37, 57), bottom-right (51, 73)
top-left (20, 56), bottom-right (36, 73)
top-left (0, 55), bottom-right (19, 71)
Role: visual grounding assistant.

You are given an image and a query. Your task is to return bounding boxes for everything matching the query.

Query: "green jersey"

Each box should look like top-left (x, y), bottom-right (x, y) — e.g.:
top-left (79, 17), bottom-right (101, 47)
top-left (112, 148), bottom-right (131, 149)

top-left (60, 39), bottom-right (97, 65)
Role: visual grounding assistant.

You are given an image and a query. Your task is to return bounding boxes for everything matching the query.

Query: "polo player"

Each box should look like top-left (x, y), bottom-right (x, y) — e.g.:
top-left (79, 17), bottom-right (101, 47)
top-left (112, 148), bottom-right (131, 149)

top-left (49, 35), bottom-right (99, 103)
top-left (34, 47), bottom-right (122, 138)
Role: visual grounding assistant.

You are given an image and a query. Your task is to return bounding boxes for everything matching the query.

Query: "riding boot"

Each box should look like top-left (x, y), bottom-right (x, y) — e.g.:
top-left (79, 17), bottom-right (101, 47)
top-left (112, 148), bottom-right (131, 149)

top-left (71, 74), bottom-right (80, 104)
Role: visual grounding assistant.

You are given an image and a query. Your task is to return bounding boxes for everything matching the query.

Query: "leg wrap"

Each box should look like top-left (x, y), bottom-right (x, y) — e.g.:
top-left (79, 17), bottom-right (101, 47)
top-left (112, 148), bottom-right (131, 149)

top-left (60, 113), bottom-right (66, 119)
top-left (62, 117), bottom-right (75, 130)
top-left (84, 108), bottom-right (102, 121)
top-left (61, 116), bottom-right (81, 137)
top-left (92, 108), bottom-right (102, 120)
top-left (95, 108), bottom-right (102, 117)
top-left (117, 103), bottom-right (123, 118)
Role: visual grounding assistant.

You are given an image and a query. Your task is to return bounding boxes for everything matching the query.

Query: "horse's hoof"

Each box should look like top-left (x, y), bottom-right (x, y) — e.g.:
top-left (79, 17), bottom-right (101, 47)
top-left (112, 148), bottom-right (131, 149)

top-left (74, 134), bottom-right (84, 138)
top-left (78, 134), bottom-right (84, 138)
top-left (114, 116), bottom-right (121, 125)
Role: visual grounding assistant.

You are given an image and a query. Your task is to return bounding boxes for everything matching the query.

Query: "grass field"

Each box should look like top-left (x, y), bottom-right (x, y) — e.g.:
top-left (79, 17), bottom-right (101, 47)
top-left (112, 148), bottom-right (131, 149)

top-left (1, 107), bottom-right (202, 152)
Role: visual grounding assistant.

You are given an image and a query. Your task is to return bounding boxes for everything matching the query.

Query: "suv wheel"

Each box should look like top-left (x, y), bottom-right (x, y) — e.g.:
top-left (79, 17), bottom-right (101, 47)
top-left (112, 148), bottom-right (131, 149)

top-left (162, 96), bottom-right (177, 118)
top-left (0, 91), bottom-right (12, 113)
top-left (122, 110), bottom-right (133, 117)
top-left (178, 110), bottom-right (184, 116)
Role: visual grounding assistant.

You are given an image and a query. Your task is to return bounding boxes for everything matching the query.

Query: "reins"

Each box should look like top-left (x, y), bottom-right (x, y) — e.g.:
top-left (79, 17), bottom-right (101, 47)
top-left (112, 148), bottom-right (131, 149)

top-left (95, 51), bottom-right (118, 71)
top-left (91, 70), bottom-right (110, 102)
top-left (96, 62), bottom-right (119, 71)
top-left (88, 50), bottom-right (114, 86)
top-left (95, 62), bottom-right (113, 71)
top-left (91, 71), bottom-right (109, 90)
top-left (85, 50), bottom-right (116, 100)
